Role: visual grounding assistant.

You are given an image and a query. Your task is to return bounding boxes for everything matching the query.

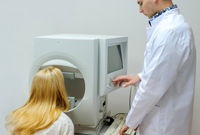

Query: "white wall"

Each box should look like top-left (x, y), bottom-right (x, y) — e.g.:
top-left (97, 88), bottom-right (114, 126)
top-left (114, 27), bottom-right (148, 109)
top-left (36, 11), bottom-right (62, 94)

top-left (0, 0), bottom-right (199, 135)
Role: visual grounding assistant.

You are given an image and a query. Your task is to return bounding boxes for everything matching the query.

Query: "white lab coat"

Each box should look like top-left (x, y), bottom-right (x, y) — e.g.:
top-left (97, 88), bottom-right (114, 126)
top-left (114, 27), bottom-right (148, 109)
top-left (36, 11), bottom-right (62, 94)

top-left (34, 112), bottom-right (74, 135)
top-left (126, 8), bottom-right (196, 135)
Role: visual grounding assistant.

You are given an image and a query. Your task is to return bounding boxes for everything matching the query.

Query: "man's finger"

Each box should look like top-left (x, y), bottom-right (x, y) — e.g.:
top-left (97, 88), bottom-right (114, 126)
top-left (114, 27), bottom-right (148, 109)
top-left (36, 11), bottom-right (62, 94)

top-left (112, 76), bottom-right (127, 82)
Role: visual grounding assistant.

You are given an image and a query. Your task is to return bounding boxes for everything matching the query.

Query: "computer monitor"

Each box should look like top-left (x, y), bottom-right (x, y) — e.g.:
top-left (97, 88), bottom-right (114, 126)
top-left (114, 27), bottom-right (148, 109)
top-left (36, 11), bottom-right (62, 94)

top-left (99, 37), bottom-right (127, 96)
top-left (108, 45), bottom-right (123, 73)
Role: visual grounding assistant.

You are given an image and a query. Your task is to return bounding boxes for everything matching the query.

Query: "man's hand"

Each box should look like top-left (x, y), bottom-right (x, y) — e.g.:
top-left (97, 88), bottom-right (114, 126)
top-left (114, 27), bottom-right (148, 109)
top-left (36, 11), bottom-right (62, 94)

top-left (112, 75), bottom-right (140, 87)
top-left (118, 125), bottom-right (129, 135)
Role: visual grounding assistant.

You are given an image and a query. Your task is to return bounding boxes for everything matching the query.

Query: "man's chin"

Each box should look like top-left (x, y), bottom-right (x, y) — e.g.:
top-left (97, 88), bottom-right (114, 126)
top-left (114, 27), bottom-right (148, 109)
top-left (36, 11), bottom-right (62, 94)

top-left (144, 14), bottom-right (149, 18)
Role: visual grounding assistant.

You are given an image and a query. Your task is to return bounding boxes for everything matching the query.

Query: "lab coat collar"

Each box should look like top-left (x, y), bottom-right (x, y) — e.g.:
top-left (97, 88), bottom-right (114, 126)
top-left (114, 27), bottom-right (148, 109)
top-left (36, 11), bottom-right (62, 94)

top-left (146, 8), bottom-right (180, 41)
top-left (149, 8), bottom-right (179, 28)
top-left (148, 4), bottom-right (178, 26)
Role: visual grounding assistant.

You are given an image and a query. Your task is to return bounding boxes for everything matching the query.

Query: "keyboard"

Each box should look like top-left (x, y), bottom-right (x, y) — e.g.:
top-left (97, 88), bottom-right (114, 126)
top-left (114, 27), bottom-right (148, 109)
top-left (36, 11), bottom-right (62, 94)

top-left (104, 114), bottom-right (135, 135)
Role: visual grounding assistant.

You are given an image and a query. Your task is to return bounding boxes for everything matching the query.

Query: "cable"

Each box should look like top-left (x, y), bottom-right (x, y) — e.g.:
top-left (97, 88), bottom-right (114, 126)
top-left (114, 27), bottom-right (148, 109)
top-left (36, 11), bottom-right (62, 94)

top-left (128, 84), bottom-right (139, 135)
top-left (129, 86), bottom-right (133, 109)
top-left (129, 83), bottom-right (139, 109)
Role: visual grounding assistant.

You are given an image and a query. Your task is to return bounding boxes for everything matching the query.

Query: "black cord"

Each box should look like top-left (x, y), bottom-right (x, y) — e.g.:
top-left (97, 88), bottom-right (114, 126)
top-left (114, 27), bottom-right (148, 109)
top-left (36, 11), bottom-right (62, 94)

top-left (104, 116), bottom-right (114, 126)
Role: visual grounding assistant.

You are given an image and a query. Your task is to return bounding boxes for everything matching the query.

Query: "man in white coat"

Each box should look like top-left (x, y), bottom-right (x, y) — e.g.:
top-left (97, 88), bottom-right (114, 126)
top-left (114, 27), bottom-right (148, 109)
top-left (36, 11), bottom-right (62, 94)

top-left (112, 0), bottom-right (196, 135)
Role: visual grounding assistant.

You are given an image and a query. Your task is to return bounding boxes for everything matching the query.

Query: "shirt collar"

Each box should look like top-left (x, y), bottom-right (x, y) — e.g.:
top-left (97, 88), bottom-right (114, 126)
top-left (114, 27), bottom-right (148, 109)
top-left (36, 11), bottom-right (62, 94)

top-left (148, 4), bottom-right (178, 27)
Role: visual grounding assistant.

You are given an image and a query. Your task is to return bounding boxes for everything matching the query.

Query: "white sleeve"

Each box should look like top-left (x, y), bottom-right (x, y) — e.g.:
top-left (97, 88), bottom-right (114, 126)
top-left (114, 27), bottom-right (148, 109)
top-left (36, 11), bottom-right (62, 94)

top-left (125, 29), bottom-right (189, 129)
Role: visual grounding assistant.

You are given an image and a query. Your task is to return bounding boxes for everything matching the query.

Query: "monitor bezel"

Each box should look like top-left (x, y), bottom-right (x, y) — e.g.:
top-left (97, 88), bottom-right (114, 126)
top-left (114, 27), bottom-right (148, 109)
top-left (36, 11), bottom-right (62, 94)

top-left (99, 37), bottom-right (128, 96)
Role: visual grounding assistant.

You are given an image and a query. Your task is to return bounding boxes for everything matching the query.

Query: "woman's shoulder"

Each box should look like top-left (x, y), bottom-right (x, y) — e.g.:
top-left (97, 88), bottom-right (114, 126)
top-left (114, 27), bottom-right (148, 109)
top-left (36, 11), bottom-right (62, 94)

top-left (59, 112), bottom-right (73, 125)
top-left (57, 112), bottom-right (74, 134)
top-left (35, 112), bottom-right (74, 135)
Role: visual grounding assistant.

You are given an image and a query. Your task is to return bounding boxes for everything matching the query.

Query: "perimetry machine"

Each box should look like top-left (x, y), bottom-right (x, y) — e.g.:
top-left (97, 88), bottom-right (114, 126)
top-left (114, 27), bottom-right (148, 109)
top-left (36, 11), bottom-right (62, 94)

top-left (30, 34), bottom-right (131, 134)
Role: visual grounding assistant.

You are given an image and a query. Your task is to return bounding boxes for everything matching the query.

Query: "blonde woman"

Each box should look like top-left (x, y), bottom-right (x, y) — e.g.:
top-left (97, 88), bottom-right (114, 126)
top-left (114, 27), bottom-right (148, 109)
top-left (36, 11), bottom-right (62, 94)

top-left (6, 66), bottom-right (74, 135)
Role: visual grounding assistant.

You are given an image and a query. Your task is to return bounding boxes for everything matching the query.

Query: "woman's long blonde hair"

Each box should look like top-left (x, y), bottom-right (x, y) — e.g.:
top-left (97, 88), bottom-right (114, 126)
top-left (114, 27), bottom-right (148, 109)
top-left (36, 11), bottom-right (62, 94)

top-left (6, 66), bottom-right (70, 135)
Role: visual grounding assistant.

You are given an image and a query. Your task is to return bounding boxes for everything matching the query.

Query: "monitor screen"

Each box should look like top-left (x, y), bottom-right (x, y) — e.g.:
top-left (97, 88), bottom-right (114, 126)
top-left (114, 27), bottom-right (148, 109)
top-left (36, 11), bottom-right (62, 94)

top-left (107, 45), bottom-right (123, 73)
